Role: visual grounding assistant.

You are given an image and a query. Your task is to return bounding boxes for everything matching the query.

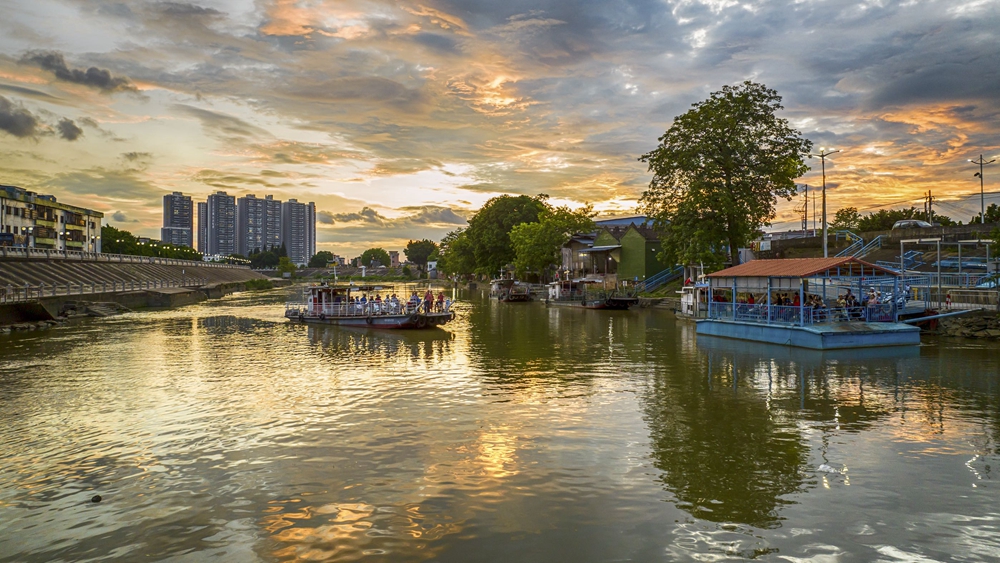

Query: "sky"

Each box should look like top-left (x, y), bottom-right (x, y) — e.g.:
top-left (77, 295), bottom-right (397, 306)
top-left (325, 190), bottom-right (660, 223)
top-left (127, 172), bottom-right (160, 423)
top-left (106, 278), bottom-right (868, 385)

top-left (0, 0), bottom-right (998, 257)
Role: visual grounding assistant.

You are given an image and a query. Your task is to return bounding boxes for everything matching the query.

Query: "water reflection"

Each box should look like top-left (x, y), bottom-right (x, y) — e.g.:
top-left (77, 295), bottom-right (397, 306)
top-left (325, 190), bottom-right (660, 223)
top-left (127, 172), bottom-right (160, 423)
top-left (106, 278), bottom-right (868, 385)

top-left (307, 324), bottom-right (454, 364)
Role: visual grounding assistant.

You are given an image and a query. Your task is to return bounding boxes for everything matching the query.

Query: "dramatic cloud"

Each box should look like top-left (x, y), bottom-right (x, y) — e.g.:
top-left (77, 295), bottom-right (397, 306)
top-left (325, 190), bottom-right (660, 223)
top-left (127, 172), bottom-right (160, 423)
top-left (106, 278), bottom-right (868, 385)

top-left (110, 210), bottom-right (137, 222)
top-left (0, 96), bottom-right (38, 138)
top-left (57, 118), bottom-right (83, 140)
top-left (1, 0), bottom-right (998, 248)
top-left (20, 50), bottom-right (137, 93)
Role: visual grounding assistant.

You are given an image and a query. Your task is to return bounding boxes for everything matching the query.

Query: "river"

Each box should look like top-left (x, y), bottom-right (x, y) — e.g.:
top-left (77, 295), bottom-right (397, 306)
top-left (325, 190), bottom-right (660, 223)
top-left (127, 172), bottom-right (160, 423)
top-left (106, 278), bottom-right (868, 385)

top-left (1, 286), bottom-right (998, 562)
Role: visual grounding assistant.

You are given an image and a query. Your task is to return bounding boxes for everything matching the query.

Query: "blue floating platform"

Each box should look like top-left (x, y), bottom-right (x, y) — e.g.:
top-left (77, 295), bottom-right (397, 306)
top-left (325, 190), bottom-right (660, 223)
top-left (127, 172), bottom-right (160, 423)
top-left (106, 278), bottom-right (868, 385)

top-left (695, 319), bottom-right (921, 350)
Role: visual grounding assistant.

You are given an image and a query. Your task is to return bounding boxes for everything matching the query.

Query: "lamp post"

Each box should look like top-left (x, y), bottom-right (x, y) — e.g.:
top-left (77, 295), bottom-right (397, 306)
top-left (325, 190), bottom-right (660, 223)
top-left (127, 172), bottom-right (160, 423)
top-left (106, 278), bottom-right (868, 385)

top-left (969, 155), bottom-right (996, 224)
top-left (809, 148), bottom-right (840, 258)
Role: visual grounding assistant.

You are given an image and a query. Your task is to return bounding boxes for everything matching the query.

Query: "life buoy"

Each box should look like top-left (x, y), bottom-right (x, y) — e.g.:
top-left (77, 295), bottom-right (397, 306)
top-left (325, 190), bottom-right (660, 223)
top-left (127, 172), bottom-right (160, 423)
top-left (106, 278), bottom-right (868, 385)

top-left (366, 315), bottom-right (373, 325)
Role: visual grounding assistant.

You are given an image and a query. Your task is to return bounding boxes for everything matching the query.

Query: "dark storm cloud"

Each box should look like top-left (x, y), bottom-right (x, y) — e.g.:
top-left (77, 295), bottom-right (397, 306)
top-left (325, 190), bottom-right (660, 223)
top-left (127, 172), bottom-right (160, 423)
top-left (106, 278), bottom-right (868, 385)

top-left (173, 104), bottom-right (270, 139)
top-left (20, 51), bottom-right (137, 93)
top-left (156, 2), bottom-right (224, 19)
top-left (44, 168), bottom-right (160, 200)
top-left (110, 210), bottom-right (137, 222)
top-left (412, 32), bottom-right (460, 53)
top-left (326, 207), bottom-right (387, 225)
top-left (0, 84), bottom-right (60, 101)
top-left (57, 118), bottom-right (83, 141)
top-left (0, 96), bottom-right (39, 138)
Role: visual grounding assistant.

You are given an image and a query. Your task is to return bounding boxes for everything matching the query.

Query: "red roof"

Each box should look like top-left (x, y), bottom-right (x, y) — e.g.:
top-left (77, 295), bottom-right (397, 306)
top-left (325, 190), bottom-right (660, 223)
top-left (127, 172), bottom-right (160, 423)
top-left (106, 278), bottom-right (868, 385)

top-left (706, 257), bottom-right (898, 278)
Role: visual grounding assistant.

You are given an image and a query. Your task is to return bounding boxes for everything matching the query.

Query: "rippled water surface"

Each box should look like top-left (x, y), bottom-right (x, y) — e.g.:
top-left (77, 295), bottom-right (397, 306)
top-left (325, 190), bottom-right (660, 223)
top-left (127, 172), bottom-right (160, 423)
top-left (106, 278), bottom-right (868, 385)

top-left (1, 287), bottom-right (999, 562)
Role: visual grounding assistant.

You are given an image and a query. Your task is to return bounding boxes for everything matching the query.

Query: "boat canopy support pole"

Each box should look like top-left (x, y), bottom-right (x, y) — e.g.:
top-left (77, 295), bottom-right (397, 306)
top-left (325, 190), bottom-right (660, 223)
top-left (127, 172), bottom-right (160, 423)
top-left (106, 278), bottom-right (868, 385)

top-left (766, 277), bottom-right (772, 324)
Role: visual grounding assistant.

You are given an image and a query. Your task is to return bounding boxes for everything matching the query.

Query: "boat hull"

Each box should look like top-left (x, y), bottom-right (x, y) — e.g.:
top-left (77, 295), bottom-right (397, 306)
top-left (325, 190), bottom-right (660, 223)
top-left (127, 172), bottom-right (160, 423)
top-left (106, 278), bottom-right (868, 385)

top-left (546, 297), bottom-right (638, 310)
top-left (286, 311), bottom-right (455, 329)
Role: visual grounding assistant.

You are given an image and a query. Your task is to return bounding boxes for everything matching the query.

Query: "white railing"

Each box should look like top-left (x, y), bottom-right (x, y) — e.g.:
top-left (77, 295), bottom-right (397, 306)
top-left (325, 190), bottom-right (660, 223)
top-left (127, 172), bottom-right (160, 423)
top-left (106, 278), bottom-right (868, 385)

top-left (0, 246), bottom-right (248, 269)
top-left (286, 299), bottom-right (451, 318)
top-left (0, 278), bottom-right (209, 304)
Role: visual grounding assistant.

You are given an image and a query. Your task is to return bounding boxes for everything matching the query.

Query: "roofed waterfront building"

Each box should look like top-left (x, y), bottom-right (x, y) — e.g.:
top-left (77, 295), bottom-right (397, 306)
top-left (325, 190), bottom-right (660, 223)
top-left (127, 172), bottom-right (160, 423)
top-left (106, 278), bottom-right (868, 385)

top-left (161, 191), bottom-right (193, 247)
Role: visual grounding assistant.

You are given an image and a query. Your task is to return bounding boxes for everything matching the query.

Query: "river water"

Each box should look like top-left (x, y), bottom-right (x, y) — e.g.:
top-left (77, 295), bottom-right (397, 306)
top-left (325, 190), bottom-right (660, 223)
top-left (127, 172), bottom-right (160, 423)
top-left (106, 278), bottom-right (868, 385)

top-left (1, 287), bottom-right (998, 562)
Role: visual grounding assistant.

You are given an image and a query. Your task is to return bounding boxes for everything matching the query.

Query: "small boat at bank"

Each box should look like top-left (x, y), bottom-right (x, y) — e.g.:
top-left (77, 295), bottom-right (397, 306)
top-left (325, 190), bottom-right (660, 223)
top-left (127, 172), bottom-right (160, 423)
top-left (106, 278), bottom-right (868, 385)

top-left (544, 279), bottom-right (639, 310)
top-left (490, 278), bottom-right (533, 302)
top-left (285, 284), bottom-right (455, 329)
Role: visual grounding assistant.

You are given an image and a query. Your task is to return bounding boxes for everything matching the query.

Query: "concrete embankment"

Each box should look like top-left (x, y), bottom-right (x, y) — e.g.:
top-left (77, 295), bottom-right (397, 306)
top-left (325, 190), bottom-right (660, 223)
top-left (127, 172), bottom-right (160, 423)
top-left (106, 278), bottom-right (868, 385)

top-left (0, 260), bottom-right (267, 327)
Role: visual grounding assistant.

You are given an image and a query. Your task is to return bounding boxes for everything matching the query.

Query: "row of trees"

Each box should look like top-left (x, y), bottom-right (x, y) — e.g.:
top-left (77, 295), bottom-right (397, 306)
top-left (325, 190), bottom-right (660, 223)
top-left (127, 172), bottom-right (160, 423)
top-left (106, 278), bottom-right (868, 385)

top-left (436, 194), bottom-right (596, 280)
top-left (831, 204), bottom-right (1000, 232)
top-left (101, 225), bottom-right (202, 260)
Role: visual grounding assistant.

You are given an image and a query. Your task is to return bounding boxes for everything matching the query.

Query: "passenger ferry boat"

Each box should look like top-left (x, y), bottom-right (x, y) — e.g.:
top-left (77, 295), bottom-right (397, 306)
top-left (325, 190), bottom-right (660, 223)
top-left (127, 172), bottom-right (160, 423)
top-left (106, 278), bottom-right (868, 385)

top-left (490, 278), bottom-right (532, 302)
top-left (545, 278), bottom-right (639, 310)
top-left (285, 284), bottom-right (455, 329)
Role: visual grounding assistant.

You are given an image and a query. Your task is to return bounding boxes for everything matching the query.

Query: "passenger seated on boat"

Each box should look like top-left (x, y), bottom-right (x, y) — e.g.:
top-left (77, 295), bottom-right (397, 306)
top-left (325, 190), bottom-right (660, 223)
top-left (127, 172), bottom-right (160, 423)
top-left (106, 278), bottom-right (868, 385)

top-left (444, 298), bottom-right (452, 312)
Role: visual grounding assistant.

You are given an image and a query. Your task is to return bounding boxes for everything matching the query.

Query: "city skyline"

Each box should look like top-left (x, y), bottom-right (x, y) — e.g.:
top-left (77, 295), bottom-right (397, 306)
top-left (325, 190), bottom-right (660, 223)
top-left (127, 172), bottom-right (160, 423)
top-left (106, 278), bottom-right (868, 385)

top-left (0, 0), bottom-right (998, 257)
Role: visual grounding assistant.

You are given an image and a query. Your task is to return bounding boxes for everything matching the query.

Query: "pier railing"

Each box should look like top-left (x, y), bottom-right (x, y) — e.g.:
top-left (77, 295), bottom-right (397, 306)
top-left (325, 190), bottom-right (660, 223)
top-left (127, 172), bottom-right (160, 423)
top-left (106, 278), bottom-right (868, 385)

top-left (286, 299), bottom-right (451, 318)
top-left (0, 278), bottom-right (209, 304)
top-left (709, 302), bottom-right (897, 326)
top-left (0, 247), bottom-right (249, 269)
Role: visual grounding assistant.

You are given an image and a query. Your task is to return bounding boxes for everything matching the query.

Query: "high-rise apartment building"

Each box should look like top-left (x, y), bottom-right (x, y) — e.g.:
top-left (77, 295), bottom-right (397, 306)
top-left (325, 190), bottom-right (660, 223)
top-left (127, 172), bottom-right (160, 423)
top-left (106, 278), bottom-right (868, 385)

top-left (263, 195), bottom-right (282, 252)
top-left (281, 199), bottom-right (316, 266)
top-left (161, 191), bottom-right (193, 247)
top-left (196, 202), bottom-right (207, 253)
top-left (205, 191), bottom-right (236, 256)
top-left (237, 194), bottom-right (283, 256)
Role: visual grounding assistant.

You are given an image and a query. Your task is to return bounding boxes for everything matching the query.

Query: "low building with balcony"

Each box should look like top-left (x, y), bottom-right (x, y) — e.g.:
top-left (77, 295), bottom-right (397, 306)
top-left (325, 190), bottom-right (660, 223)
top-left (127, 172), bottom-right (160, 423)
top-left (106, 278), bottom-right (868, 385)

top-left (0, 185), bottom-right (103, 252)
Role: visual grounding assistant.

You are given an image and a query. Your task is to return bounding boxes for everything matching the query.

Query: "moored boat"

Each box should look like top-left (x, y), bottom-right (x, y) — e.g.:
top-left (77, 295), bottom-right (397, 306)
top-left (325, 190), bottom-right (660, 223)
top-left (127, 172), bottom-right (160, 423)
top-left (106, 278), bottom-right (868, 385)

top-left (544, 278), bottom-right (638, 310)
top-left (285, 284), bottom-right (455, 329)
top-left (490, 278), bottom-right (532, 302)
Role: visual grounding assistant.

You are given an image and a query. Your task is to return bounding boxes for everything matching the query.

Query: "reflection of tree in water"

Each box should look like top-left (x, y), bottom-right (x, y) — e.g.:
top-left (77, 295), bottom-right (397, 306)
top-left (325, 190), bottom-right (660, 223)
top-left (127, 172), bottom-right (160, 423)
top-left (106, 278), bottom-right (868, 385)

top-left (464, 297), bottom-right (672, 380)
top-left (642, 356), bottom-right (807, 528)
top-left (307, 324), bottom-right (453, 365)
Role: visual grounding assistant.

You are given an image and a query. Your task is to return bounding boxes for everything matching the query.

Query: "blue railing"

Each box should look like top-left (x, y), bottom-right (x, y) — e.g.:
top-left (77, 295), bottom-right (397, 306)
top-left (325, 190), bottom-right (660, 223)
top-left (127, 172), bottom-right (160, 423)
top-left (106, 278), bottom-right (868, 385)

top-left (639, 265), bottom-right (684, 292)
top-left (707, 302), bottom-right (897, 325)
top-left (855, 235), bottom-right (883, 258)
top-left (836, 239), bottom-right (864, 257)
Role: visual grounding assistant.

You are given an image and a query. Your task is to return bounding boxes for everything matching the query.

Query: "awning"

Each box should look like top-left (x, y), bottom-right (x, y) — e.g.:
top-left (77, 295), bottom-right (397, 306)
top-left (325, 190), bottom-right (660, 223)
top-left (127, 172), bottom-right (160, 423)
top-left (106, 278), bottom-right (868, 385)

top-left (579, 245), bottom-right (621, 254)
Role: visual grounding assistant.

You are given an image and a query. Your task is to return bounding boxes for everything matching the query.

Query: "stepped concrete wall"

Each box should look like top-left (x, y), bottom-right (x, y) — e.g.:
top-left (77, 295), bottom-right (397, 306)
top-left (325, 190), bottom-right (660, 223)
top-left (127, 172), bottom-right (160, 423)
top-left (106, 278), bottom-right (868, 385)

top-left (0, 259), bottom-right (263, 289)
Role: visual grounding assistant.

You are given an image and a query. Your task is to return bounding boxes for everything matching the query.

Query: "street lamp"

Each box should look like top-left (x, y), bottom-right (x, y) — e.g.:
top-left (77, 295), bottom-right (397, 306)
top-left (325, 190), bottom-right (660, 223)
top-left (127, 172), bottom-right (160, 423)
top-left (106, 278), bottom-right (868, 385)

top-left (809, 148), bottom-right (840, 258)
top-left (969, 155), bottom-right (996, 224)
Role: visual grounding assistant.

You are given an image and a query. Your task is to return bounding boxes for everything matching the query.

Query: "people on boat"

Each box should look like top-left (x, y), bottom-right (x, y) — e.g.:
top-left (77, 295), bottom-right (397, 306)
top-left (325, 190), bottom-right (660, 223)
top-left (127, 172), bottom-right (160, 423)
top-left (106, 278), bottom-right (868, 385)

top-left (423, 289), bottom-right (434, 313)
top-left (436, 292), bottom-right (445, 312)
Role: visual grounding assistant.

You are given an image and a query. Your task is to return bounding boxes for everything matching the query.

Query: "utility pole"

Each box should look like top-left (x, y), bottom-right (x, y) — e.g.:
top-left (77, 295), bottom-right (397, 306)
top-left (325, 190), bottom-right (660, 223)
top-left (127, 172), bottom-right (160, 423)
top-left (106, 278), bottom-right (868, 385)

top-left (928, 190), bottom-right (933, 224)
top-left (969, 155), bottom-right (995, 224)
top-left (809, 149), bottom-right (840, 257)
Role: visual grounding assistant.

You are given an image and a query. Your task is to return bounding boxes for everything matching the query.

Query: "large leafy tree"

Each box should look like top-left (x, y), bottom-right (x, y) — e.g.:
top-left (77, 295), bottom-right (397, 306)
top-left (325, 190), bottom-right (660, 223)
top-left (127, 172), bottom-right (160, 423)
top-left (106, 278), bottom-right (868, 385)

top-left (465, 194), bottom-right (549, 275)
top-left (404, 239), bottom-right (438, 266)
top-left (308, 250), bottom-right (334, 268)
top-left (359, 247), bottom-right (391, 268)
top-left (437, 228), bottom-right (476, 276)
top-left (510, 204), bottom-right (596, 279)
top-left (639, 81), bottom-right (811, 268)
top-left (101, 224), bottom-right (202, 260)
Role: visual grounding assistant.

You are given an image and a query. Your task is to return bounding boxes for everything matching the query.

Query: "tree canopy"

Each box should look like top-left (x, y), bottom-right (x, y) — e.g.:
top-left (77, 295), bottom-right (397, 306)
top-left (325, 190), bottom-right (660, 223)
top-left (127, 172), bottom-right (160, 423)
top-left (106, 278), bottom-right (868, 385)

top-left (855, 207), bottom-right (955, 232)
top-left (101, 224), bottom-right (202, 260)
top-left (969, 203), bottom-right (1000, 225)
top-left (830, 207), bottom-right (861, 231)
top-left (464, 194), bottom-right (549, 275)
top-left (639, 81), bottom-right (811, 268)
top-left (404, 239), bottom-right (438, 266)
top-left (436, 228), bottom-right (476, 276)
top-left (359, 247), bottom-right (390, 268)
top-left (510, 204), bottom-right (595, 279)
top-left (308, 251), bottom-right (334, 268)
